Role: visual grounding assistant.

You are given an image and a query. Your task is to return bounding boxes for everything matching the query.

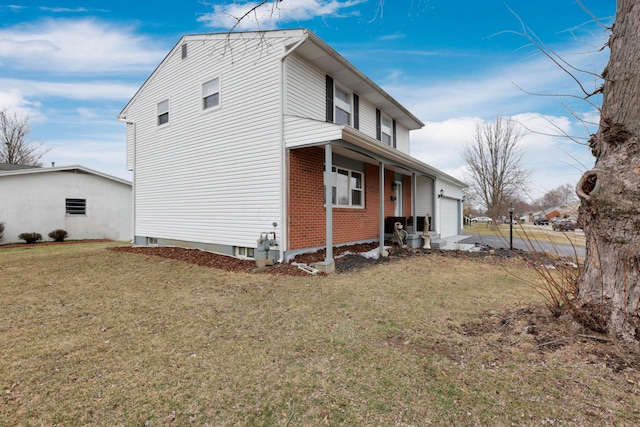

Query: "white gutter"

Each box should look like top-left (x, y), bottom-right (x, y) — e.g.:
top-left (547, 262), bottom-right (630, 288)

top-left (118, 117), bottom-right (136, 244)
top-left (277, 33), bottom-right (308, 263)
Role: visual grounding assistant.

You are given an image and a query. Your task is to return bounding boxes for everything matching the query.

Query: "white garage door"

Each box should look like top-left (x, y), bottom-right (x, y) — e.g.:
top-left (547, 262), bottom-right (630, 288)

top-left (440, 198), bottom-right (460, 238)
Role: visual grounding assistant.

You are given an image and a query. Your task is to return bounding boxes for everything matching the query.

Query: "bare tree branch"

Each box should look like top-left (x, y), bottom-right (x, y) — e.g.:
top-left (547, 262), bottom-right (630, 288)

top-left (0, 109), bottom-right (49, 166)
top-left (463, 116), bottom-right (531, 225)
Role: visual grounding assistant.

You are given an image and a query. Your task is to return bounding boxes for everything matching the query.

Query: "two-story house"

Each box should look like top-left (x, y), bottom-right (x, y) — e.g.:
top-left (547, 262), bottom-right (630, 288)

top-left (118, 29), bottom-right (465, 271)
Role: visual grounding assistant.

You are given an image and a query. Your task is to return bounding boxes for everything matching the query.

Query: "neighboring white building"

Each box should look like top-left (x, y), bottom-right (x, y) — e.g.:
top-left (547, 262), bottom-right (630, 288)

top-left (119, 29), bottom-right (465, 267)
top-left (0, 165), bottom-right (132, 244)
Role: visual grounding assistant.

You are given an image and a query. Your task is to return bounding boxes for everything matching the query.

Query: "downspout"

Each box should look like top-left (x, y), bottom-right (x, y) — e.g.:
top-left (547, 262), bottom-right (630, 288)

top-left (278, 33), bottom-right (308, 263)
top-left (118, 117), bottom-right (135, 244)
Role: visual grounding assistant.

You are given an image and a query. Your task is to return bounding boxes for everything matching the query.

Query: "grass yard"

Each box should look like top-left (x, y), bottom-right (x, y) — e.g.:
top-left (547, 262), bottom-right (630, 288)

top-left (2, 242), bottom-right (639, 426)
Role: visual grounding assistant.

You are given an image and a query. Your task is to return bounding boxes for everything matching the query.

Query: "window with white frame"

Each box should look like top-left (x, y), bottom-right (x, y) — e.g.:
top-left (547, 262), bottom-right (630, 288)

top-left (157, 99), bottom-right (169, 125)
top-left (334, 85), bottom-right (351, 125)
top-left (326, 166), bottom-right (364, 208)
top-left (202, 77), bottom-right (220, 110)
top-left (381, 115), bottom-right (392, 145)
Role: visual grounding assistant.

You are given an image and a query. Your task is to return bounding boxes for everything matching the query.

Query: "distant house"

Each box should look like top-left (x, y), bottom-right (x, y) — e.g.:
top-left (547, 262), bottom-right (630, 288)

top-left (118, 29), bottom-right (466, 269)
top-left (0, 165), bottom-right (131, 243)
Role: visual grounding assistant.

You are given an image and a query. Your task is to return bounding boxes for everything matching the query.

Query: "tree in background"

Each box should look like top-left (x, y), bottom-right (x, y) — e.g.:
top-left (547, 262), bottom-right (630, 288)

top-left (537, 183), bottom-right (578, 210)
top-left (576, 0), bottom-right (640, 342)
top-left (463, 116), bottom-right (531, 227)
top-left (0, 109), bottom-right (48, 166)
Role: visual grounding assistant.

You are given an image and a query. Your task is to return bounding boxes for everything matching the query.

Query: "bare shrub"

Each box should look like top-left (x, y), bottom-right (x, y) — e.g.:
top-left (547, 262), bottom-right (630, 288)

top-left (48, 229), bottom-right (69, 242)
top-left (18, 232), bottom-right (42, 244)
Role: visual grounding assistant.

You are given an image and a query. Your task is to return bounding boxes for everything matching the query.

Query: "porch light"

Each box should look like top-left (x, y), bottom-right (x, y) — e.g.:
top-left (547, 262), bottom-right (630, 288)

top-left (438, 189), bottom-right (444, 198)
top-left (391, 181), bottom-right (398, 191)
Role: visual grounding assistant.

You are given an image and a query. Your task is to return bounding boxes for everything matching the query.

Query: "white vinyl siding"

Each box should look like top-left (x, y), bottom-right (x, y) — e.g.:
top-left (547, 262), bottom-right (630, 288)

top-left (416, 175), bottom-right (434, 229)
top-left (395, 124), bottom-right (410, 154)
top-left (122, 34), bottom-right (299, 248)
top-left (285, 53), bottom-right (325, 122)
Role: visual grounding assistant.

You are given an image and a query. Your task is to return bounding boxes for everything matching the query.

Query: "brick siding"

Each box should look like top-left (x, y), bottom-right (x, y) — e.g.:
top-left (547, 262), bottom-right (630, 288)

top-left (288, 147), bottom-right (407, 250)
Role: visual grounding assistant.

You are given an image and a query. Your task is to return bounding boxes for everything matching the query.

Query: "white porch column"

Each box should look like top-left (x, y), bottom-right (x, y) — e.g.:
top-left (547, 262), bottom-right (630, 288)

top-left (324, 143), bottom-right (334, 265)
top-left (379, 161), bottom-right (385, 253)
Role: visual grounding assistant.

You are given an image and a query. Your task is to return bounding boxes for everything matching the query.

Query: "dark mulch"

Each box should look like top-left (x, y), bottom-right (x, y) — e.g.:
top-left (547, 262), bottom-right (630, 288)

top-left (109, 242), bottom-right (532, 276)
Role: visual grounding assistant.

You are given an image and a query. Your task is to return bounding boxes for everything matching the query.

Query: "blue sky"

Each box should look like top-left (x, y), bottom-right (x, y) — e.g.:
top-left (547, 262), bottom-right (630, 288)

top-left (0, 0), bottom-right (615, 200)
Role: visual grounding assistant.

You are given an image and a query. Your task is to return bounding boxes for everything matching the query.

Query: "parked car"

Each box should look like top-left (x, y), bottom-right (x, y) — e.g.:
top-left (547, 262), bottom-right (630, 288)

top-left (471, 216), bottom-right (492, 224)
top-left (534, 217), bottom-right (549, 225)
top-left (552, 219), bottom-right (577, 231)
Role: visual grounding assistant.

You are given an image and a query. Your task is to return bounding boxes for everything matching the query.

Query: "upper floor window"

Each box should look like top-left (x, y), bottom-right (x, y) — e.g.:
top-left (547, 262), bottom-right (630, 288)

top-left (157, 99), bottom-right (169, 126)
top-left (202, 78), bottom-right (220, 110)
top-left (381, 116), bottom-right (392, 145)
top-left (334, 85), bottom-right (351, 125)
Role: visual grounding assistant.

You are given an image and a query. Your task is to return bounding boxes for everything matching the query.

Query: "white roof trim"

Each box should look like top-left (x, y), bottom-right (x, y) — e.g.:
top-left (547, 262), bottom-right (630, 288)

top-left (0, 165), bottom-right (131, 186)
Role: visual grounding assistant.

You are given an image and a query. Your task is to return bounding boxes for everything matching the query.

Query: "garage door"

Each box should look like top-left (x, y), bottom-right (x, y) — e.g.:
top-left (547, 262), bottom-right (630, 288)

top-left (440, 198), bottom-right (460, 238)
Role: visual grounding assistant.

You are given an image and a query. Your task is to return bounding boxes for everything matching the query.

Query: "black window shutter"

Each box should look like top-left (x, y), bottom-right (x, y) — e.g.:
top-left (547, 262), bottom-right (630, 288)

top-left (375, 108), bottom-right (381, 141)
top-left (326, 75), bottom-right (334, 123)
top-left (392, 119), bottom-right (397, 148)
top-left (353, 94), bottom-right (360, 129)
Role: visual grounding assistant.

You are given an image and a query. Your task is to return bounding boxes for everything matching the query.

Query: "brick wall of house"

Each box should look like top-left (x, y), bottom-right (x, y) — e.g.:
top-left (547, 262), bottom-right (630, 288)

top-left (288, 147), bottom-right (402, 250)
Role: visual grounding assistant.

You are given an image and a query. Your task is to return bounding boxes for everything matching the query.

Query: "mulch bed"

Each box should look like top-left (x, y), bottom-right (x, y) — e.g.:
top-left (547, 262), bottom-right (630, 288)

top-left (109, 242), bottom-right (529, 276)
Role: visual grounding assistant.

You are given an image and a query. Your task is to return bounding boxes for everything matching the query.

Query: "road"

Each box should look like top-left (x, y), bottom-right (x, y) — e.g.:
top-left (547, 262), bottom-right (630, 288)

top-left (459, 231), bottom-right (586, 259)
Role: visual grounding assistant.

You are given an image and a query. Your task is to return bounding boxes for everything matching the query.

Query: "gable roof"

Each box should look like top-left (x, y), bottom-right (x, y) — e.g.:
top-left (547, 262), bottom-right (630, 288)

top-left (0, 165), bottom-right (131, 186)
top-left (119, 29), bottom-right (424, 131)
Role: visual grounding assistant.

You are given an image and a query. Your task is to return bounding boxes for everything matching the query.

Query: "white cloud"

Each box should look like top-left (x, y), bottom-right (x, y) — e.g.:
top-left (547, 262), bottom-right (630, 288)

top-left (197, 0), bottom-right (365, 30)
top-left (410, 113), bottom-right (594, 200)
top-left (0, 88), bottom-right (43, 121)
top-left (0, 19), bottom-right (168, 73)
top-left (0, 78), bottom-right (139, 101)
top-left (39, 7), bottom-right (89, 13)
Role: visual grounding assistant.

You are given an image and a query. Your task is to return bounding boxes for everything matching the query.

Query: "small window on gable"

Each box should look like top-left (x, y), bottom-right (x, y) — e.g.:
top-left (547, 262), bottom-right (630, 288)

top-left (157, 99), bottom-right (169, 126)
top-left (334, 85), bottom-right (351, 125)
top-left (181, 43), bottom-right (187, 59)
top-left (66, 198), bottom-right (86, 215)
top-left (381, 116), bottom-right (392, 145)
top-left (202, 78), bottom-right (220, 110)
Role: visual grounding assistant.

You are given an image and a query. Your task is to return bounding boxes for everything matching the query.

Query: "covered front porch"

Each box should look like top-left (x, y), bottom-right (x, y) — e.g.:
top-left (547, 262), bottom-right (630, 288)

top-left (286, 127), bottom-right (465, 271)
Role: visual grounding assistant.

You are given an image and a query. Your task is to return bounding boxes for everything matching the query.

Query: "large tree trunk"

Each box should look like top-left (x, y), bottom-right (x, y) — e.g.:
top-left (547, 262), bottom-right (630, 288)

top-left (577, 0), bottom-right (640, 342)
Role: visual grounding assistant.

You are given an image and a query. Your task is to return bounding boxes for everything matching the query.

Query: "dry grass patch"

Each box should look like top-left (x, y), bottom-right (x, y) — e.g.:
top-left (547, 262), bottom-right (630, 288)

top-left (2, 242), bottom-right (639, 425)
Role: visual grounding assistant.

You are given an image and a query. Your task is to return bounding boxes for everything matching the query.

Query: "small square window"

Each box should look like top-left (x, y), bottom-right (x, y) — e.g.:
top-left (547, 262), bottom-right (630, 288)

top-left (66, 198), bottom-right (86, 215)
top-left (157, 99), bottom-right (169, 125)
top-left (148, 237), bottom-right (158, 246)
top-left (236, 247), bottom-right (255, 259)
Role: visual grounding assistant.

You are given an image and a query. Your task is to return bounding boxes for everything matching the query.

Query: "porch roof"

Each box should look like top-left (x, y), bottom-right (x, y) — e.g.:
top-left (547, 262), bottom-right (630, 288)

top-left (286, 119), bottom-right (466, 188)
